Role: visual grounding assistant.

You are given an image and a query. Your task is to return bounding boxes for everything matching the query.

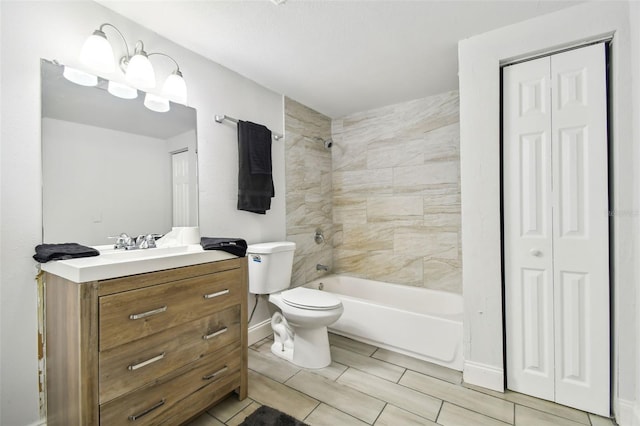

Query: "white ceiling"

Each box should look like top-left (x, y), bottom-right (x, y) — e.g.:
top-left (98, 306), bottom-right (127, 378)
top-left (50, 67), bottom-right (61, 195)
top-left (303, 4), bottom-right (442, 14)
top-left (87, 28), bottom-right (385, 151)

top-left (97, 0), bottom-right (583, 118)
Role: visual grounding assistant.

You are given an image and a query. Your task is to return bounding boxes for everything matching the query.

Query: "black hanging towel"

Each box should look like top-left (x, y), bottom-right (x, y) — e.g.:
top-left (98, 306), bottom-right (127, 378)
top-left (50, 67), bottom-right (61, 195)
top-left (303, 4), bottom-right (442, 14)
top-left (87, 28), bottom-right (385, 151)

top-left (237, 120), bottom-right (274, 214)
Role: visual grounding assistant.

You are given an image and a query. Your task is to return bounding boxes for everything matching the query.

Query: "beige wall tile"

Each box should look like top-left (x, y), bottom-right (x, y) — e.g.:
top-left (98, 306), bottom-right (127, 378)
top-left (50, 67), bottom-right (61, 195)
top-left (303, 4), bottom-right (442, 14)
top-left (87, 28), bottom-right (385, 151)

top-left (333, 169), bottom-right (393, 196)
top-left (285, 97), bottom-right (333, 285)
top-left (394, 227), bottom-right (458, 259)
top-left (366, 138), bottom-right (425, 169)
top-left (423, 212), bottom-right (461, 230)
top-left (393, 162), bottom-right (459, 191)
top-left (423, 258), bottom-right (462, 293)
top-left (286, 92), bottom-right (461, 293)
top-left (340, 223), bottom-right (394, 251)
top-left (367, 196), bottom-right (423, 220)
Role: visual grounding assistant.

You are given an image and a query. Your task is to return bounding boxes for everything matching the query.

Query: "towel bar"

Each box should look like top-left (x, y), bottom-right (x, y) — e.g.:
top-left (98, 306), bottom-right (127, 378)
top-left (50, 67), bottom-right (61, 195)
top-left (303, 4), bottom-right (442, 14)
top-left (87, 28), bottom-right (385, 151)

top-left (214, 114), bottom-right (283, 140)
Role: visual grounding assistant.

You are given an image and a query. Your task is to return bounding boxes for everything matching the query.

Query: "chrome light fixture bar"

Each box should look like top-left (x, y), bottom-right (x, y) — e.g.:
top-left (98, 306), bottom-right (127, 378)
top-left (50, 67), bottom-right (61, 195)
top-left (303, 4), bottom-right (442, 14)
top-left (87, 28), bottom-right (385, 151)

top-left (65, 22), bottom-right (188, 112)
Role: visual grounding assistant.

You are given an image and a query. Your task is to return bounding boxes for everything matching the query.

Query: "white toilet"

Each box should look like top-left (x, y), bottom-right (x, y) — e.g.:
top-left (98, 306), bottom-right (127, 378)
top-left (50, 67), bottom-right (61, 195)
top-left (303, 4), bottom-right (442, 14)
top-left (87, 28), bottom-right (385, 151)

top-left (247, 242), bottom-right (343, 369)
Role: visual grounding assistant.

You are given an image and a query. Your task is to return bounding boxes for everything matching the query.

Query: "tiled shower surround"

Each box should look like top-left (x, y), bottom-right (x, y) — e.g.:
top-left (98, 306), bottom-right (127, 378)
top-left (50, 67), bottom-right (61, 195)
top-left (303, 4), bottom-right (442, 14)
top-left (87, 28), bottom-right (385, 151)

top-left (284, 98), bottom-right (334, 286)
top-left (285, 91), bottom-right (461, 293)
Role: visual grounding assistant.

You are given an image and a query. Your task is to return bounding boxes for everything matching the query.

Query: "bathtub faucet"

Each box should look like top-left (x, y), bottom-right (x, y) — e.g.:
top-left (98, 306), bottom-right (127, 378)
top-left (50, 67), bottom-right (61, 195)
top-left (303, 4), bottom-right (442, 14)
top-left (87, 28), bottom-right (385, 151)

top-left (316, 264), bottom-right (329, 272)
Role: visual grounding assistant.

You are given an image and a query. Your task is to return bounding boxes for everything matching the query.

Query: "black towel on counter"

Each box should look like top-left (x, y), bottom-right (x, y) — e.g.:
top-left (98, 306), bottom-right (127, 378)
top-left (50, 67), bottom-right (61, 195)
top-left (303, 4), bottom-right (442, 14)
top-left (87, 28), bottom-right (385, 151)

top-left (201, 237), bottom-right (247, 257)
top-left (237, 120), bottom-right (274, 214)
top-left (33, 243), bottom-right (100, 263)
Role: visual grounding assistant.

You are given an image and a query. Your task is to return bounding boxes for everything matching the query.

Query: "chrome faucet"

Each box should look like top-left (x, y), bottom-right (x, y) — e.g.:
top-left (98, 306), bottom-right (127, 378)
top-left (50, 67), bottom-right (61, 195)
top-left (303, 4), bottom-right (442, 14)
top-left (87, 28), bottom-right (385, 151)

top-left (112, 233), bottom-right (156, 250)
top-left (136, 234), bottom-right (157, 249)
top-left (316, 264), bottom-right (329, 272)
top-left (113, 233), bottom-right (134, 250)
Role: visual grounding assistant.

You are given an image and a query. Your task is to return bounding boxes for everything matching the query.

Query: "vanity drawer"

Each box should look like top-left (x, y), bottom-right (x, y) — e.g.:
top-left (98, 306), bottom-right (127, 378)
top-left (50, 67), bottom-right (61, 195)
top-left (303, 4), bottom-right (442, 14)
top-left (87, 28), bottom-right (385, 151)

top-left (100, 347), bottom-right (241, 426)
top-left (99, 305), bottom-right (241, 403)
top-left (100, 268), bottom-right (242, 350)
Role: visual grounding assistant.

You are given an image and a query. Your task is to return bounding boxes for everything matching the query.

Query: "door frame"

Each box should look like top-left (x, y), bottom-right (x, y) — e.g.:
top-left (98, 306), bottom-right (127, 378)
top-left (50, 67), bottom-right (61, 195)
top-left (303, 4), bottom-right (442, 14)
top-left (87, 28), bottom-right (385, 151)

top-left (499, 40), bottom-right (614, 409)
top-left (458, 4), bottom-right (636, 424)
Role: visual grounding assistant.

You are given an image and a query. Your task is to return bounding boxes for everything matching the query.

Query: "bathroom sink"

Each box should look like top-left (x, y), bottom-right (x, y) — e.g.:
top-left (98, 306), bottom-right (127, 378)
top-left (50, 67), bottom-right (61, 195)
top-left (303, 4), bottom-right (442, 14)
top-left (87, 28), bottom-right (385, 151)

top-left (98, 245), bottom-right (201, 260)
top-left (40, 244), bottom-right (237, 283)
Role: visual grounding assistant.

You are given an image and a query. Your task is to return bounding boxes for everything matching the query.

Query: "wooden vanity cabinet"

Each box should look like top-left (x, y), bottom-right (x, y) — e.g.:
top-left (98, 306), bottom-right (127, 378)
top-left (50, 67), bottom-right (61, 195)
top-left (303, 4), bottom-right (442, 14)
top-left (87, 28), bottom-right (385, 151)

top-left (45, 258), bottom-right (248, 426)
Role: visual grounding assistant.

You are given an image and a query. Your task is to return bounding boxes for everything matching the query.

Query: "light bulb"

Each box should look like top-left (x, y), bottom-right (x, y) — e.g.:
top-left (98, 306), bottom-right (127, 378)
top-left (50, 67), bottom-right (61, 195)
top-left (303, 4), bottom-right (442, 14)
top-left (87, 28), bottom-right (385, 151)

top-left (62, 66), bottom-right (98, 86)
top-left (79, 30), bottom-right (115, 73)
top-left (126, 52), bottom-right (155, 89)
top-left (162, 71), bottom-right (187, 104)
top-left (144, 93), bottom-right (170, 113)
top-left (107, 81), bottom-right (138, 99)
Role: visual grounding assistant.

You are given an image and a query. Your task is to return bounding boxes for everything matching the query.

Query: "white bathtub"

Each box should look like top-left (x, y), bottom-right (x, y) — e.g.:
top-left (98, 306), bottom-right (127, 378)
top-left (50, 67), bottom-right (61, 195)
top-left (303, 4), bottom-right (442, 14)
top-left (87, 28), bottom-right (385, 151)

top-left (304, 275), bottom-right (463, 371)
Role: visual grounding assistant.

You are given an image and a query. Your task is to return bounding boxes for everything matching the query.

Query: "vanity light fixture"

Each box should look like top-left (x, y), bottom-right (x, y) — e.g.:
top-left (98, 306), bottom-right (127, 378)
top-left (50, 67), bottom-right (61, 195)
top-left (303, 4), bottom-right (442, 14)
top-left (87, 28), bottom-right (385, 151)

top-left (72, 22), bottom-right (187, 110)
top-left (62, 66), bottom-right (98, 87)
top-left (107, 80), bottom-right (138, 100)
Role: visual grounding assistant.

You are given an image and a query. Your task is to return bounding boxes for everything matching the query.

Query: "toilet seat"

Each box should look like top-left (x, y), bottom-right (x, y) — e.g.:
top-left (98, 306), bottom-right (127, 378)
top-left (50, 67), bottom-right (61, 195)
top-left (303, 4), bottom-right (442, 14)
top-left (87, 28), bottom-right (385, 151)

top-left (281, 287), bottom-right (342, 311)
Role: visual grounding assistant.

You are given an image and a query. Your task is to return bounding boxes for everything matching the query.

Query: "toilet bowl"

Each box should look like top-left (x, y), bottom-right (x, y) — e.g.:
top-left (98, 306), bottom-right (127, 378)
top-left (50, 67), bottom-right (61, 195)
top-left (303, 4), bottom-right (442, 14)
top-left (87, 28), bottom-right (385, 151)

top-left (269, 287), bottom-right (343, 368)
top-left (247, 242), bottom-right (343, 369)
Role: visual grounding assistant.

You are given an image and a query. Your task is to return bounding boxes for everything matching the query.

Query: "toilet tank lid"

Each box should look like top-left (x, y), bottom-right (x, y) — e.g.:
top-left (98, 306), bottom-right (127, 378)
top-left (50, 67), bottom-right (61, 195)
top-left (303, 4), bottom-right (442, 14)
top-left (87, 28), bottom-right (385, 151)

top-left (247, 241), bottom-right (296, 254)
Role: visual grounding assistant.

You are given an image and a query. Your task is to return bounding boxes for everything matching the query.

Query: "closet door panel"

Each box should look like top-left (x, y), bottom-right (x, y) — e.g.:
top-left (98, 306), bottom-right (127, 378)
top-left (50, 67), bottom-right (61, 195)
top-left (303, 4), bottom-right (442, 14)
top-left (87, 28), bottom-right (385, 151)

top-left (503, 56), bottom-right (555, 401)
top-left (551, 42), bottom-right (609, 417)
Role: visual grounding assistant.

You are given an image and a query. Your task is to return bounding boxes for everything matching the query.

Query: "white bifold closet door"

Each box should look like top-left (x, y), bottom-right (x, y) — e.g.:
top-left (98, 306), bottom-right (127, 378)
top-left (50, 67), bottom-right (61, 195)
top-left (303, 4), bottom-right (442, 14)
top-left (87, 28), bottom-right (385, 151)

top-left (172, 150), bottom-right (190, 227)
top-left (503, 43), bottom-right (609, 416)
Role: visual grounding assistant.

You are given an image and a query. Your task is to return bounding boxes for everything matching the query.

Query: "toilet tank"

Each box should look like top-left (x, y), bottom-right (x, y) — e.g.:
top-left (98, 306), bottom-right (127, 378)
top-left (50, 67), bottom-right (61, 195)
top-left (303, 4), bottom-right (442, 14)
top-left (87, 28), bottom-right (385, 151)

top-left (247, 242), bottom-right (296, 294)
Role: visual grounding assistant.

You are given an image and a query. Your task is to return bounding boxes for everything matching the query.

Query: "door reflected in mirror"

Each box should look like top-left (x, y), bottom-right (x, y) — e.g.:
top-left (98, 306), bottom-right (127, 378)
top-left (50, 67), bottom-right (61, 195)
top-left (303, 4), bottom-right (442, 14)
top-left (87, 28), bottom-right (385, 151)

top-left (41, 59), bottom-right (198, 246)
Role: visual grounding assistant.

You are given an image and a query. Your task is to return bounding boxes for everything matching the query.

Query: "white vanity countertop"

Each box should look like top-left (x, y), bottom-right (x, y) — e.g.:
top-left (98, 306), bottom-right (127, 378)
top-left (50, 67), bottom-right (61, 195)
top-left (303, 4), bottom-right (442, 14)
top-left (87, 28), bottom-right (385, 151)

top-left (40, 244), bottom-right (238, 283)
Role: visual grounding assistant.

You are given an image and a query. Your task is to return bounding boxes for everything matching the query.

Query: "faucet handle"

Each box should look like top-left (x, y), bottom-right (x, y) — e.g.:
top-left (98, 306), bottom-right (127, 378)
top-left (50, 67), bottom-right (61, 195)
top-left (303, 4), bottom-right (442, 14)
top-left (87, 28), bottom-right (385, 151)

top-left (110, 233), bottom-right (133, 249)
top-left (135, 234), bottom-right (157, 249)
top-left (145, 234), bottom-right (157, 248)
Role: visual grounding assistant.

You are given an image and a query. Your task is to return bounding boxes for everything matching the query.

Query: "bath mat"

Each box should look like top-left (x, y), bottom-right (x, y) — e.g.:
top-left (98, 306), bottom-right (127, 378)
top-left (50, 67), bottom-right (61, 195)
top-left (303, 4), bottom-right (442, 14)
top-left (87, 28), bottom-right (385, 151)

top-left (239, 405), bottom-right (309, 426)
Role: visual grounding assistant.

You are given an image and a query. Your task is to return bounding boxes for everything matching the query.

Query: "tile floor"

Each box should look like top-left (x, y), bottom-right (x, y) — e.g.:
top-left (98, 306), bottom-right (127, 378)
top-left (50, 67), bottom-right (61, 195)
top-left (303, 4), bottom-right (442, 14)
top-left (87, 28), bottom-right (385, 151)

top-left (188, 334), bottom-right (617, 426)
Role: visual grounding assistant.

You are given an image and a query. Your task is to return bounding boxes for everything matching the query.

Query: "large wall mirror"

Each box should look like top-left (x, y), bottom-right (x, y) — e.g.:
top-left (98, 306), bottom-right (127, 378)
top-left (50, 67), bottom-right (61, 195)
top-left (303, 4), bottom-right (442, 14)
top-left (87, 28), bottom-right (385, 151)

top-left (41, 59), bottom-right (198, 246)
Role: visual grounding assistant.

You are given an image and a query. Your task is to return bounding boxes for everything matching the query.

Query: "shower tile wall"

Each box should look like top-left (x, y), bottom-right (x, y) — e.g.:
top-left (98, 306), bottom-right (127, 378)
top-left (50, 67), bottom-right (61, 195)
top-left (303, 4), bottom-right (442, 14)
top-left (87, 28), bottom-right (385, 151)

top-left (284, 97), bottom-right (333, 285)
top-left (331, 91), bottom-right (461, 293)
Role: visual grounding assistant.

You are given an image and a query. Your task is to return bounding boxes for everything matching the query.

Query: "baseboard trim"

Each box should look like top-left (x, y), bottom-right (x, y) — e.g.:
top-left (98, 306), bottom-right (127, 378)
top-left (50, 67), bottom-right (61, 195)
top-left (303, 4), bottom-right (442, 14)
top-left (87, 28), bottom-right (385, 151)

top-left (463, 360), bottom-right (504, 392)
top-left (26, 419), bottom-right (46, 426)
top-left (615, 397), bottom-right (635, 426)
top-left (248, 319), bottom-right (272, 346)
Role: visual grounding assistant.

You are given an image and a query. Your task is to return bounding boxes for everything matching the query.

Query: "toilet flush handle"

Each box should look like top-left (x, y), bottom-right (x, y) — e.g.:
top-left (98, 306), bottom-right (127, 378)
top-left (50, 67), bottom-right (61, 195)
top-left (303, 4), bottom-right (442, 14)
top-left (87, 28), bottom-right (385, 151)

top-left (530, 249), bottom-right (543, 257)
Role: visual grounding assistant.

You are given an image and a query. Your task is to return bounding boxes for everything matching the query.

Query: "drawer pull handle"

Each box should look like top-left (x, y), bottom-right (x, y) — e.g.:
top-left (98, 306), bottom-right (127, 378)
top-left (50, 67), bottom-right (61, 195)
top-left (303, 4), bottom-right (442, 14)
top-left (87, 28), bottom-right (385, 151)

top-left (203, 289), bottom-right (229, 299)
top-left (127, 352), bottom-right (166, 371)
top-left (128, 398), bottom-right (165, 421)
top-left (203, 327), bottom-right (228, 340)
top-left (202, 365), bottom-right (228, 381)
top-left (129, 305), bottom-right (167, 320)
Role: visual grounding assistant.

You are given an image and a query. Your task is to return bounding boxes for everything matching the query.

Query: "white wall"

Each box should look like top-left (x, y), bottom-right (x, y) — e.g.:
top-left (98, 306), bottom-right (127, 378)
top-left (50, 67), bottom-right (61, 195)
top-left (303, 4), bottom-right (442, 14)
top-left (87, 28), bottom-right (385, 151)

top-left (631, 2), bottom-right (640, 425)
top-left (0, 1), bottom-right (284, 425)
top-left (458, 1), bottom-right (638, 423)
